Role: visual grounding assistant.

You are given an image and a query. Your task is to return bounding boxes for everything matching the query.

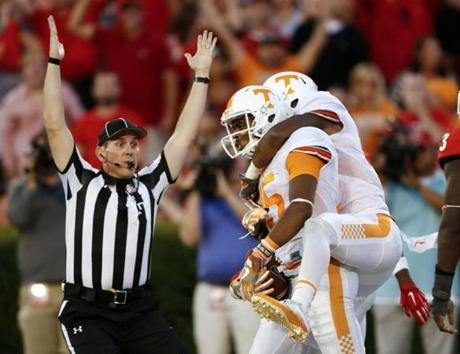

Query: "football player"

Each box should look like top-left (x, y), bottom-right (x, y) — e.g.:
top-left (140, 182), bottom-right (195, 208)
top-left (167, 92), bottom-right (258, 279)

top-left (238, 72), bottom-right (406, 352)
top-left (221, 85), bottom-right (374, 353)
top-left (432, 125), bottom-right (460, 334)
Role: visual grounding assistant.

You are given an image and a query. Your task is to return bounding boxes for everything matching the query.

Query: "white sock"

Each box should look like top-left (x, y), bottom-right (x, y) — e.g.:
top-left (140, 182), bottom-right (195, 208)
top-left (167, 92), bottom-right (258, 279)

top-left (291, 219), bottom-right (333, 313)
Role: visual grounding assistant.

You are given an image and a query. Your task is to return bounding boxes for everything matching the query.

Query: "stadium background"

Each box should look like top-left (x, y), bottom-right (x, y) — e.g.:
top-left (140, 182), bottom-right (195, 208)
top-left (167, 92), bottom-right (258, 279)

top-left (1, 0), bottom-right (460, 353)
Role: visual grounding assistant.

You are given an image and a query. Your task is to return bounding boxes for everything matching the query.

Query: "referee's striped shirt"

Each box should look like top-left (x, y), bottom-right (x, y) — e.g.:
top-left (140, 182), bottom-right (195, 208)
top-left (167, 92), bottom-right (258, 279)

top-left (58, 146), bottom-right (174, 290)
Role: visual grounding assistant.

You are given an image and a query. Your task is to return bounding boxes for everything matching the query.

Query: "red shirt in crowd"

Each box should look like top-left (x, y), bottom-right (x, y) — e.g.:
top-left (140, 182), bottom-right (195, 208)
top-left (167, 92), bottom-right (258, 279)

top-left (0, 21), bottom-right (22, 72)
top-left (116, 0), bottom-right (171, 38)
top-left (30, 1), bottom-right (105, 80)
top-left (72, 105), bottom-right (146, 168)
top-left (97, 27), bottom-right (173, 126)
top-left (399, 108), bottom-right (453, 131)
top-left (355, 0), bottom-right (433, 81)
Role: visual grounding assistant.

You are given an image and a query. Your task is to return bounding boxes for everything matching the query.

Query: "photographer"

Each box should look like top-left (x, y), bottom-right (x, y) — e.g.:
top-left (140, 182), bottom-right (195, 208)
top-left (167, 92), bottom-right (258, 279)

top-left (178, 115), bottom-right (259, 353)
top-left (374, 123), bottom-right (457, 354)
top-left (7, 132), bottom-right (67, 354)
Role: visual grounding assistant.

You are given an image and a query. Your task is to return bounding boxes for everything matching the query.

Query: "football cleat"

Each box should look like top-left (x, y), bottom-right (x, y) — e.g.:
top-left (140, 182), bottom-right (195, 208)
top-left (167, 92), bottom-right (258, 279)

top-left (251, 294), bottom-right (309, 342)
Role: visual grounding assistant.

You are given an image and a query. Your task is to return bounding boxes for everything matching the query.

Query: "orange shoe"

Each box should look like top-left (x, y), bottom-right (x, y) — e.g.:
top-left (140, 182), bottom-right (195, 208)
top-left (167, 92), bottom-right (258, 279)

top-left (251, 294), bottom-right (309, 342)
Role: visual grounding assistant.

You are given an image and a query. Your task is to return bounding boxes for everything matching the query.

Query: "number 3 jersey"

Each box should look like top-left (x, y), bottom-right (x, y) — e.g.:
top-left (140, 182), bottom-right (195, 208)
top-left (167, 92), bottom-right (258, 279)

top-left (438, 127), bottom-right (460, 168)
top-left (258, 126), bottom-right (339, 267)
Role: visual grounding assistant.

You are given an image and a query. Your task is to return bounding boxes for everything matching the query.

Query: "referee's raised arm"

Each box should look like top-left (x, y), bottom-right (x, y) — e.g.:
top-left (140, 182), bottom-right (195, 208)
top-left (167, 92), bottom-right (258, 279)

top-left (43, 16), bottom-right (74, 172)
top-left (163, 30), bottom-right (217, 180)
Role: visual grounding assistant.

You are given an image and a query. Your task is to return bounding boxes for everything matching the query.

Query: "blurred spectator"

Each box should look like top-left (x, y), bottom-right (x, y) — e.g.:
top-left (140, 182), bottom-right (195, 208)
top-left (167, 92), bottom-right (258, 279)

top-left (395, 72), bottom-right (453, 142)
top-left (7, 133), bottom-right (67, 354)
top-left (203, 0), bottom-right (328, 86)
top-left (374, 123), bottom-right (458, 354)
top-left (270, 0), bottom-right (304, 39)
top-left (116, 0), bottom-right (171, 37)
top-left (97, 0), bottom-right (178, 157)
top-left (290, 0), bottom-right (367, 90)
top-left (410, 36), bottom-right (458, 112)
top-left (178, 112), bottom-right (259, 354)
top-left (0, 51), bottom-right (83, 179)
top-left (435, 0), bottom-right (460, 77)
top-left (29, 0), bottom-right (106, 107)
top-left (0, 0), bottom-right (41, 99)
top-left (347, 63), bottom-right (398, 159)
top-left (72, 70), bottom-right (147, 168)
top-left (355, 0), bottom-right (432, 82)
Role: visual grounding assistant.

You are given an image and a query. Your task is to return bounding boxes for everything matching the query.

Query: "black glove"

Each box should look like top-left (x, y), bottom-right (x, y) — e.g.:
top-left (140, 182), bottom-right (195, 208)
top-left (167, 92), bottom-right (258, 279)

top-left (239, 173), bottom-right (259, 202)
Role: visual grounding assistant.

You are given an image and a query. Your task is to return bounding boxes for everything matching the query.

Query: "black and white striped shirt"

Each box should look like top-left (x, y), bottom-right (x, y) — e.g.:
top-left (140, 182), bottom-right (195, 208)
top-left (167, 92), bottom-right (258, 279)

top-left (59, 146), bottom-right (173, 290)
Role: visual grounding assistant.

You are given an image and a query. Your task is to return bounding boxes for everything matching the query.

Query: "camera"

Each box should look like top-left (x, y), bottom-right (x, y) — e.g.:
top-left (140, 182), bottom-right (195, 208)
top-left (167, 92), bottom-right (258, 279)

top-left (26, 134), bottom-right (56, 178)
top-left (194, 154), bottom-right (234, 198)
top-left (378, 121), bottom-right (418, 181)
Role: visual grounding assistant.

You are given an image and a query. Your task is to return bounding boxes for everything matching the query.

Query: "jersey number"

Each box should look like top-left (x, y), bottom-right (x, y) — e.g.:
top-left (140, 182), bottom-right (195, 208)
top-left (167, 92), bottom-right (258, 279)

top-left (439, 133), bottom-right (450, 152)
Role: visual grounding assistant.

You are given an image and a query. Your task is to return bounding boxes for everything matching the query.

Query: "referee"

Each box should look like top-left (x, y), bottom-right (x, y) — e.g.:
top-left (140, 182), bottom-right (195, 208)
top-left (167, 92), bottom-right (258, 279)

top-left (44, 16), bottom-right (217, 354)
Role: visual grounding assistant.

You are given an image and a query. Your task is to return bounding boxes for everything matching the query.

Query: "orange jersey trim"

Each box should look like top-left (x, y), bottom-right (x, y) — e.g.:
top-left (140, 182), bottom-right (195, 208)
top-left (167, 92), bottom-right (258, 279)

top-left (286, 151), bottom-right (327, 180)
top-left (310, 109), bottom-right (341, 123)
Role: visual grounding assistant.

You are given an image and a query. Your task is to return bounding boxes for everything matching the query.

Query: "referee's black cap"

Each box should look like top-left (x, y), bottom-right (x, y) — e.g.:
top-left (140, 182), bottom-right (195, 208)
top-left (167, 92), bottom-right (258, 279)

top-left (98, 118), bottom-right (147, 146)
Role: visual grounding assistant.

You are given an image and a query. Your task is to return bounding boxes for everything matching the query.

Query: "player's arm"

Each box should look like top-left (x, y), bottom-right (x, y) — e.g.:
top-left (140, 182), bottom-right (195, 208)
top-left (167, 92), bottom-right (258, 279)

top-left (43, 16), bottom-right (74, 171)
top-left (239, 151), bottom-right (326, 300)
top-left (163, 31), bottom-right (217, 180)
top-left (241, 113), bottom-right (340, 200)
top-left (432, 158), bottom-right (460, 333)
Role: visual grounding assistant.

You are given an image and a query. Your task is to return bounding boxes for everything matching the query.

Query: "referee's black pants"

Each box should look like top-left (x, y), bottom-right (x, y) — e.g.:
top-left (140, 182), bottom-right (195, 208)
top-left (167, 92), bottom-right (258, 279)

top-left (58, 291), bottom-right (187, 354)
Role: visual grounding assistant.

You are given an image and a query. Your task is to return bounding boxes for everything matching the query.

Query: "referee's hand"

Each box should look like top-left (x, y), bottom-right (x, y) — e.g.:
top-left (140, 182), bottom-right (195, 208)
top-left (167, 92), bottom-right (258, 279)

top-left (184, 30), bottom-right (217, 78)
top-left (48, 15), bottom-right (65, 60)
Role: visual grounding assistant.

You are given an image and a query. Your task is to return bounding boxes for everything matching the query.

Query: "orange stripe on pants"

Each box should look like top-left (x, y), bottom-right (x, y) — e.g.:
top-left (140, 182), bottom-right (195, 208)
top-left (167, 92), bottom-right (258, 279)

top-left (328, 259), bottom-right (356, 354)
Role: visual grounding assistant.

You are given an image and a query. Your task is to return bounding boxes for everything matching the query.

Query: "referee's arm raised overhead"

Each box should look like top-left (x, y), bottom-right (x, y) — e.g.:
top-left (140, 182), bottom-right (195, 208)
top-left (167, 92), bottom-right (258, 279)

top-left (163, 30), bottom-right (217, 180)
top-left (43, 16), bottom-right (74, 171)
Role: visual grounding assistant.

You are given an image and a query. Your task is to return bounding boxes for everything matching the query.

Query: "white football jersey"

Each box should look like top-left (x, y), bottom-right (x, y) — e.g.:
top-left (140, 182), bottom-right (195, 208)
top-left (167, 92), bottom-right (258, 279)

top-left (258, 127), bottom-right (339, 266)
top-left (296, 91), bottom-right (389, 215)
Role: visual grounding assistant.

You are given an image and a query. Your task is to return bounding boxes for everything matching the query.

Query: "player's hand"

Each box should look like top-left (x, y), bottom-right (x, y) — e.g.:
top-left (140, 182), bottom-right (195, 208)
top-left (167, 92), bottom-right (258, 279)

top-left (239, 252), bottom-right (264, 300)
top-left (433, 299), bottom-right (457, 334)
top-left (239, 173), bottom-right (259, 201)
top-left (400, 282), bottom-right (430, 325)
top-left (242, 207), bottom-right (269, 240)
top-left (229, 268), bottom-right (274, 300)
top-left (253, 269), bottom-right (274, 295)
top-left (184, 30), bottom-right (217, 78)
top-left (47, 16), bottom-right (65, 60)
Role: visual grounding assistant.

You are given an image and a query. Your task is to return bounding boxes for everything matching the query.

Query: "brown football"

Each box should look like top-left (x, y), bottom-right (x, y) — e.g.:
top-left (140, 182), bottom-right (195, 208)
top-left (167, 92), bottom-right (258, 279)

top-left (264, 257), bottom-right (290, 301)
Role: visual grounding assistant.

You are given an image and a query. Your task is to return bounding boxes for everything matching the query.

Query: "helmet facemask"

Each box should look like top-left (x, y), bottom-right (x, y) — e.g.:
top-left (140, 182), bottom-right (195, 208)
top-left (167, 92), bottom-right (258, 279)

top-left (221, 104), bottom-right (277, 159)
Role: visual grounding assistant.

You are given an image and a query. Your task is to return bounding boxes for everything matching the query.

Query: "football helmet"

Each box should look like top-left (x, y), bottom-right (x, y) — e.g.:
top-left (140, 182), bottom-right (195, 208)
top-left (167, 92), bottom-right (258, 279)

top-left (263, 71), bottom-right (317, 111)
top-left (220, 85), bottom-right (290, 159)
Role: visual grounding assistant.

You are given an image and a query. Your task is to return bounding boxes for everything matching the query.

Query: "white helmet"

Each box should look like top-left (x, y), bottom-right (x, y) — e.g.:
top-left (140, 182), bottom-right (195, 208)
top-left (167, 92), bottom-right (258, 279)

top-left (220, 85), bottom-right (291, 159)
top-left (263, 71), bottom-right (318, 112)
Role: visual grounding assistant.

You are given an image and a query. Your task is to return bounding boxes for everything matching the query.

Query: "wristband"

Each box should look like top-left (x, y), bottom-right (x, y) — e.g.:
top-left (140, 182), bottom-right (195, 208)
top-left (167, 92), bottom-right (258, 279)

top-left (48, 57), bottom-right (61, 66)
top-left (432, 265), bottom-right (454, 316)
top-left (245, 162), bottom-right (262, 180)
top-left (195, 76), bottom-right (210, 84)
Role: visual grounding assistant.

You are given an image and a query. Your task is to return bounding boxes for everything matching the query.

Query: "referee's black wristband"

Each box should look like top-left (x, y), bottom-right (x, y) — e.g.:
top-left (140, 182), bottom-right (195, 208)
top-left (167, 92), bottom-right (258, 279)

top-left (48, 57), bottom-right (61, 66)
top-left (195, 76), bottom-right (210, 84)
top-left (432, 265), bottom-right (454, 316)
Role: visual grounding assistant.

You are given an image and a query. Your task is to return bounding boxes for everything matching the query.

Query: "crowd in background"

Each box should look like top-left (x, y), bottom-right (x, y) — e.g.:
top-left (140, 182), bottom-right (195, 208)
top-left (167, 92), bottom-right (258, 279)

top-left (1, 0), bottom-right (460, 353)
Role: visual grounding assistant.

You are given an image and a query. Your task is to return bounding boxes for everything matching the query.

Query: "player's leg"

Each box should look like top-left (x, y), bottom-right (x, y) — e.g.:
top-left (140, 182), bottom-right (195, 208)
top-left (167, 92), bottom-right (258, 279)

top-left (249, 319), bottom-right (310, 354)
top-left (293, 212), bottom-right (401, 305)
top-left (308, 262), bottom-right (365, 354)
